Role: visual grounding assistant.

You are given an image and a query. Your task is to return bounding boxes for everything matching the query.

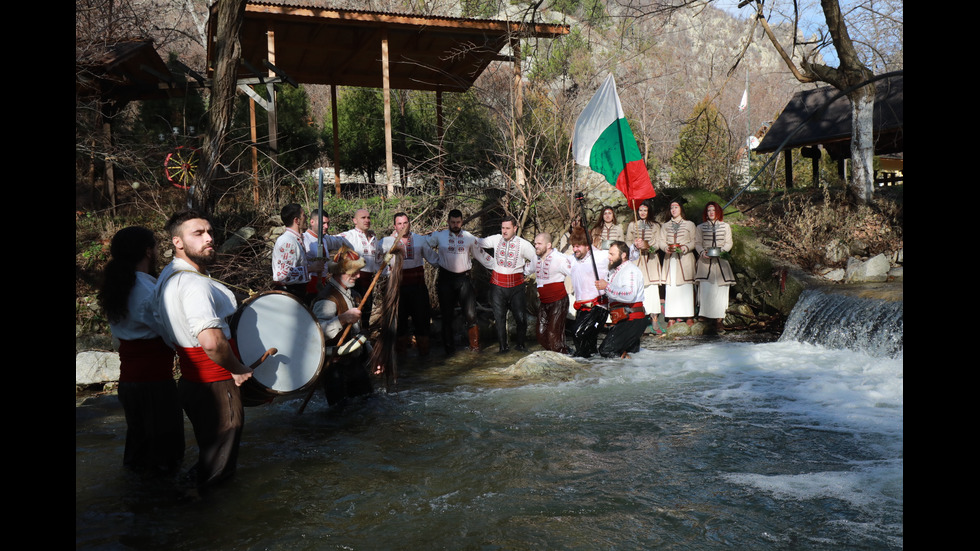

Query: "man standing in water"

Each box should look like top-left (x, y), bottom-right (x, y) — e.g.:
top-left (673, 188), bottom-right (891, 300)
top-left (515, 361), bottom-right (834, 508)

top-left (595, 241), bottom-right (647, 359)
top-left (424, 209), bottom-right (487, 355)
top-left (566, 226), bottom-right (608, 357)
top-left (477, 216), bottom-right (536, 353)
top-left (533, 232), bottom-right (572, 353)
top-left (272, 203), bottom-right (324, 303)
top-left (156, 209), bottom-right (253, 494)
top-left (338, 209), bottom-right (380, 330)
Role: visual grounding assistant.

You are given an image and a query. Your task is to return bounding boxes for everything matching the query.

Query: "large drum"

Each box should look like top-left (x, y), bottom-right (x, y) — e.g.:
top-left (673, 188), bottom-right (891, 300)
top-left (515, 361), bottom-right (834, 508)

top-left (231, 291), bottom-right (325, 406)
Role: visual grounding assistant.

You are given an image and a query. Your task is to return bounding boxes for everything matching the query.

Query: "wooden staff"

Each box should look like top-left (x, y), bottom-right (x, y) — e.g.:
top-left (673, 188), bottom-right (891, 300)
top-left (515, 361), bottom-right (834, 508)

top-left (296, 232), bottom-right (405, 415)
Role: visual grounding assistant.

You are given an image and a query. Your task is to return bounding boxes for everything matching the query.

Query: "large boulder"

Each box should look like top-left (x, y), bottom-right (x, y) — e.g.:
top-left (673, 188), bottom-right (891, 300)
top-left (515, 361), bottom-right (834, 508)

top-left (76, 351), bottom-right (120, 386)
top-left (846, 253), bottom-right (891, 283)
top-left (501, 351), bottom-right (589, 380)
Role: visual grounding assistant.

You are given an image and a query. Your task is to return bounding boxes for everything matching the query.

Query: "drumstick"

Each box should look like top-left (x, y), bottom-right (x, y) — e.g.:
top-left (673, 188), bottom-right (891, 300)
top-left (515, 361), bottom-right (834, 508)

top-left (296, 231), bottom-right (405, 415)
top-left (250, 347), bottom-right (278, 369)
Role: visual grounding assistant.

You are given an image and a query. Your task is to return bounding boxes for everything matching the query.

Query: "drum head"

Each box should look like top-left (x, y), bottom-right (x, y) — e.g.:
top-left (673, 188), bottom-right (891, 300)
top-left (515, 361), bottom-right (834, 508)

top-left (232, 291), bottom-right (325, 395)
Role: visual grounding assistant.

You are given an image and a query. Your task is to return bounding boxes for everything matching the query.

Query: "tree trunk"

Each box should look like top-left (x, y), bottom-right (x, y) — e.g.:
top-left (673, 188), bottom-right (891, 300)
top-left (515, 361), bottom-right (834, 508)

top-left (198, 0), bottom-right (246, 214)
top-left (848, 87), bottom-right (875, 202)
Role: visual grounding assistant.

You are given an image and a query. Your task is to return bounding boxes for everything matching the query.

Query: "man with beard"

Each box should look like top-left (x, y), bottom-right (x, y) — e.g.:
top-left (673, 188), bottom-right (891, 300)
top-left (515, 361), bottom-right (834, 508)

top-left (533, 232), bottom-right (571, 353)
top-left (377, 212), bottom-right (439, 356)
top-left (156, 210), bottom-right (253, 493)
top-left (477, 216), bottom-right (536, 353)
top-left (311, 246), bottom-right (374, 406)
top-left (424, 209), bottom-right (488, 355)
top-left (565, 226), bottom-right (608, 357)
top-left (338, 209), bottom-right (380, 330)
top-left (595, 241), bottom-right (647, 359)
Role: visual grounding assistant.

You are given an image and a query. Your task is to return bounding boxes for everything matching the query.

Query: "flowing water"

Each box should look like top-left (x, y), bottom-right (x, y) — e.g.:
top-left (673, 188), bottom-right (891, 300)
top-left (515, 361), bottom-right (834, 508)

top-left (76, 290), bottom-right (903, 550)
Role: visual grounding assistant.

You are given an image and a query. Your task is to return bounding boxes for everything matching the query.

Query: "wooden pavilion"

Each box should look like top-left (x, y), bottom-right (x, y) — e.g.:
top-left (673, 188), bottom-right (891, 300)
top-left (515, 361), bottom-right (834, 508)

top-left (208, 1), bottom-right (570, 197)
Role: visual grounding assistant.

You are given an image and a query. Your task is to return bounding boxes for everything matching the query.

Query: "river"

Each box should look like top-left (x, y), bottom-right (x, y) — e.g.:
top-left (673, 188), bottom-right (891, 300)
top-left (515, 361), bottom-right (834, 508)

top-left (76, 291), bottom-right (902, 550)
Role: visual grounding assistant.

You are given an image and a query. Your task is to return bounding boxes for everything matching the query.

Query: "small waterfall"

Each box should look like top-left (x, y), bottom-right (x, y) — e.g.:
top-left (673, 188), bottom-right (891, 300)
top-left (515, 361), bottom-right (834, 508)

top-left (780, 288), bottom-right (903, 358)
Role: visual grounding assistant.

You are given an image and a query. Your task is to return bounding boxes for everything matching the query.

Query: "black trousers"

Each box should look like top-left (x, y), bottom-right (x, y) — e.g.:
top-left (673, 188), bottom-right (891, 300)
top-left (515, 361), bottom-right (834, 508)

top-left (178, 378), bottom-right (244, 490)
top-left (599, 317), bottom-right (648, 358)
top-left (118, 380), bottom-right (184, 474)
top-left (437, 269), bottom-right (477, 350)
top-left (489, 282), bottom-right (527, 348)
top-left (397, 282), bottom-right (432, 338)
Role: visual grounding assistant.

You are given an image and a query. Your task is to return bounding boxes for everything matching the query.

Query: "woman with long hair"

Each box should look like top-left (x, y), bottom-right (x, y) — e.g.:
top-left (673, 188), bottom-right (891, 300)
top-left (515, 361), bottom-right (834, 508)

top-left (626, 199), bottom-right (664, 331)
top-left (591, 205), bottom-right (624, 250)
top-left (659, 199), bottom-right (697, 326)
top-left (97, 226), bottom-right (183, 474)
top-left (695, 202), bottom-right (736, 331)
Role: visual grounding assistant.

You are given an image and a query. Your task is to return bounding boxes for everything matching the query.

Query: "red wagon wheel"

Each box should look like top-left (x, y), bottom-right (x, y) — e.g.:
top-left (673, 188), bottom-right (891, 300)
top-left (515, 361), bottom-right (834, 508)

top-left (164, 146), bottom-right (200, 189)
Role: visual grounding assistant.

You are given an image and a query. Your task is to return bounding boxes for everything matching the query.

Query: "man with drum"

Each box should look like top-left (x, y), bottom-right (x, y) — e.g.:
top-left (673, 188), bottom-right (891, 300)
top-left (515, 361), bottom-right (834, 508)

top-left (595, 241), bottom-right (648, 359)
top-left (476, 215), bottom-right (536, 353)
top-left (532, 232), bottom-right (572, 353)
top-left (155, 209), bottom-right (253, 493)
top-left (272, 203), bottom-right (324, 304)
top-left (338, 209), bottom-right (380, 330)
top-left (378, 212), bottom-right (439, 357)
top-left (311, 246), bottom-right (374, 406)
top-left (423, 209), bottom-right (488, 355)
top-left (566, 226), bottom-right (608, 357)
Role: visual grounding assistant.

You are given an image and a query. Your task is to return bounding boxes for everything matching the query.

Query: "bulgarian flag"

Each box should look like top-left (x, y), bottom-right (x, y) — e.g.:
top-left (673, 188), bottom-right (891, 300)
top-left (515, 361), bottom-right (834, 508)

top-left (573, 74), bottom-right (655, 209)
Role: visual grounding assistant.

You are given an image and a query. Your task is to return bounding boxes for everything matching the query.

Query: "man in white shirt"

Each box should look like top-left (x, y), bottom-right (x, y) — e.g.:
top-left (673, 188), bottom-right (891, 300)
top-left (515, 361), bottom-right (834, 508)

top-left (565, 226), bottom-right (608, 357)
top-left (533, 232), bottom-right (572, 353)
top-left (595, 241), bottom-right (648, 359)
top-left (338, 209), bottom-right (380, 329)
top-left (477, 216), bottom-right (536, 353)
top-left (424, 209), bottom-right (488, 354)
top-left (302, 209), bottom-right (354, 290)
top-left (378, 212), bottom-right (439, 356)
top-left (156, 209), bottom-right (253, 492)
top-left (272, 203), bottom-right (324, 303)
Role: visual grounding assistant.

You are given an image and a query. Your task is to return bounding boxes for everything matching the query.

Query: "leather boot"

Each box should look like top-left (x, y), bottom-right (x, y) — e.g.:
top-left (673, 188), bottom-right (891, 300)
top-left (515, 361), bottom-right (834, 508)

top-left (467, 326), bottom-right (481, 352)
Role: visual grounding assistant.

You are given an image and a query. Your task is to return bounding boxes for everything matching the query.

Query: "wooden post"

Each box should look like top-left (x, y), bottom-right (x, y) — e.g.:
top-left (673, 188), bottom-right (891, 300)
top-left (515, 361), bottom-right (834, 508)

top-left (267, 25), bottom-right (279, 197)
top-left (783, 149), bottom-right (793, 189)
top-left (331, 84), bottom-right (341, 195)
top-left (436, 88), bottom-right (444, 196)
top-left (250, 97), bottom-right (259, 205)
top-left (512, 38), bottom-right (525, 196)
top-left (382, 29), bottom-right (395, 197)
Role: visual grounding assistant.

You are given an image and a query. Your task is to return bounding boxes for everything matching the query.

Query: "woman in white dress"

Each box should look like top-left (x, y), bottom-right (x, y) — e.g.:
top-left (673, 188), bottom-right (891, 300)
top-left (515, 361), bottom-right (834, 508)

top-left (625, 199), bottom-right (664, 331)
top-left (694, 201), bottom-right (736, 330)
top-left (660, 199), bottom-right (697, 326)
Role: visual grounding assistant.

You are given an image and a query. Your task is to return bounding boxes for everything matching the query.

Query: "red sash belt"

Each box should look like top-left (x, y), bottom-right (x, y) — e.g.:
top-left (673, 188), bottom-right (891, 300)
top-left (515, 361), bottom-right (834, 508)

top-left (118, 337), bottom-right (175, 382)
top-left (609, 301), bottom-right (646, 323)
top-left (490, 271), bottom-right (524, 288)
top-left (306, 274), bottom-right (324, 295)
top-left (537, 281), bottom-right (567, 304)
top-left (176, 338), bottom-right (240, 383)
top-left (574, 297), bottom-right (606, 311)
top-left (402, 266), bottom-right (425, 286)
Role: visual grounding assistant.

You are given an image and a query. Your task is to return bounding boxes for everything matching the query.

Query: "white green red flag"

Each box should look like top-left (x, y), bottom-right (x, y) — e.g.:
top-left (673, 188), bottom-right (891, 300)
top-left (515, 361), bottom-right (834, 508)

top-left (573, 74), bottom-right (655, 209)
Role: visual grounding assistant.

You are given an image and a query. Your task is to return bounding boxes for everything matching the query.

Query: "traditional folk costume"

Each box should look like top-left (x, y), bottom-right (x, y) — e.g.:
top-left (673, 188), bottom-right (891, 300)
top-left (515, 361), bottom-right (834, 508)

top-left (378, 232), bottom-right (439, 355)
top-left (534, 248), bottom-right (572, 353)
top-left (311, 256), bottom-right (373, 406)
top-left (566, 246), bottom-right (609, 357)
top-left (272, 227), bottom-right (314, 301)
top-left (156, 257), bottom-right (244, 490)
top-left (301, 230), bottom-right (353, 297)
top-left (477, 234), bottom-right (536, 351)
top-left (425, 229), bottom-right (486, 353)
top-left (598, 261), bottom-right (648, 358)
top-left (626, 220), bottom-right (665, 317)
top-left (338, 227), bottom-right (380, 329)
top-left (694, 220), bottom-right (736, 320)
top-left (591, 222), bottom-right (624, 250)
top-left (660, 217), bottom-right (697, 319)
top-left (110, 271), bottom-right (183, 474)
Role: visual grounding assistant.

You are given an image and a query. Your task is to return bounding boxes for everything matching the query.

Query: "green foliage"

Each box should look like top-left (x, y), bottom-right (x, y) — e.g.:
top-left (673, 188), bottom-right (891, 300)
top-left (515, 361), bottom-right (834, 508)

top-left (275, 85), bottom-right (321, 171)
top-left (322, 87), bottom-right (387, 183)
top-left (670, 98), bottom-right (734, 191)
top-left (549, 0), bottom-right (610, 27)
top-left (460, 0), bottom-right (502, 18)
top-left (528, 27), bottom-right (592, 82)
top-left (134, 53), bottom-right (207, 142)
